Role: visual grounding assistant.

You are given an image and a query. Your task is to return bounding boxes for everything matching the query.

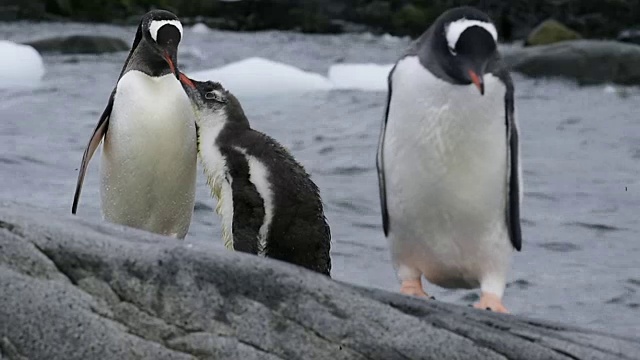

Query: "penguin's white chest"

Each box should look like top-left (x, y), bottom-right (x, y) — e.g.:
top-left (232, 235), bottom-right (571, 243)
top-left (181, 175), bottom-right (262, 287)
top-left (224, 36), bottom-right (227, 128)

top-left (100, 70), bottom-right (197, 238)
top-left (197, 123), bottom-right (235, 250)
top-left (383, 56), bottom-right (512, 291)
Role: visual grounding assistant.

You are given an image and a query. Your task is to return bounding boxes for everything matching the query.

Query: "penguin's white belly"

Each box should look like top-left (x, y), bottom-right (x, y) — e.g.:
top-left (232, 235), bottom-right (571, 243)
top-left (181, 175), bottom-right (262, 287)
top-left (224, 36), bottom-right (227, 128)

top-left (383, 56), bottom-right (512, 292)
top-left (100, 70), bottom-right (197, 238)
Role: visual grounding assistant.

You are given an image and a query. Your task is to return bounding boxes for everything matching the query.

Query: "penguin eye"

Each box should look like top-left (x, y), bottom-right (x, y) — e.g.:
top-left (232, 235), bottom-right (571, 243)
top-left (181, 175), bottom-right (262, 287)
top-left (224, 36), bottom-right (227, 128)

top-left (205, 90), bottom-right (227, 103)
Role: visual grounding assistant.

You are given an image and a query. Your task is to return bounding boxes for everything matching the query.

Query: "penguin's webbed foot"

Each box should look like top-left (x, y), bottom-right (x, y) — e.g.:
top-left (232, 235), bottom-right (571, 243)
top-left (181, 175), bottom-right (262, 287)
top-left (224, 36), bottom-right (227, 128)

top-left (400, 279), bottom-right (432, 298)
top-left (473, 292), bottom-right (509, 314)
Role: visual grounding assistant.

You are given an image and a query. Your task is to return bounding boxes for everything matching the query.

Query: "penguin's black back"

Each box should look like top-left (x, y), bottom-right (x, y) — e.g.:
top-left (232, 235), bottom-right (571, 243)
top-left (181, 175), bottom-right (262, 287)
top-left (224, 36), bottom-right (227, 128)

top-left (217, 123), bottom-right (332, 277)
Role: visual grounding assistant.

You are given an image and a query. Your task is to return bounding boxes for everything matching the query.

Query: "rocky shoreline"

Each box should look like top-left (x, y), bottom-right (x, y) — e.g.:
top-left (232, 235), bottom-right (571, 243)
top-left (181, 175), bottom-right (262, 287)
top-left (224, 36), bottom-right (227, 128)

top-left (502, 40), bottom-right (640, 86)
top-left (3, 1), bottom-right (640, 85)
top-left (1, 0), bottom-right (639, 41)
top-left (1, 201), bottom-right (639, 359)
top-left (15, 31), bottom-right (640, 86)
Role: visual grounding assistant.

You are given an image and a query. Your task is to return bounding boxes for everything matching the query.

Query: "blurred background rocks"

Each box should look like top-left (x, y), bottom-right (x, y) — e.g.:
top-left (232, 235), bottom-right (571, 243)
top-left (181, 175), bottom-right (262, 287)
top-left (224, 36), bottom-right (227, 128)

top-left (2, 0), bottom-right (639, 43)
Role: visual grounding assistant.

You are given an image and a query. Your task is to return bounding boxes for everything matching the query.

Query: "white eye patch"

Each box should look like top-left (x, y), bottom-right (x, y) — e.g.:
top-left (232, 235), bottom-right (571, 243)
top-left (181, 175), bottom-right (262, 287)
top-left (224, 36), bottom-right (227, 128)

top-left (149, 20), bottom-right (183, 42)
top-left (445, 19), bottom-right (498, 53)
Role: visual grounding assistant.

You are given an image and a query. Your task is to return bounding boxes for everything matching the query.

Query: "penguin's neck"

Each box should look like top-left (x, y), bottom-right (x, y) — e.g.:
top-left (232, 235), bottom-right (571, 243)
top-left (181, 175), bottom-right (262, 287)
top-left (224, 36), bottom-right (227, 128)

top-left (196, 109), bottom-right (227, 143)
top-left (196, 108), bottom-right (250, 143)
top-left (197, 108), bottom-right (232, 193)
top-left (415, 35), bottom-right (467, 86)
top-left (124, 42), bottom-right (174, 78)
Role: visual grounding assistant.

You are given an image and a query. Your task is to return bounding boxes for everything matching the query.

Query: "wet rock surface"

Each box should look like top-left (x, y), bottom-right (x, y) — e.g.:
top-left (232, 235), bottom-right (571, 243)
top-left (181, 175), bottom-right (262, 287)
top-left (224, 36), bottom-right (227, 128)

top-left (24, 35), bottom-right (129, 54)
top-left (617, 29), bottom-right (640, 46)
top-left (1, 201), bottom-right (638, 359)
top-left (502, 40), bottom-right (640, 85)
top-left (5, 0), bottom-right (640, 40)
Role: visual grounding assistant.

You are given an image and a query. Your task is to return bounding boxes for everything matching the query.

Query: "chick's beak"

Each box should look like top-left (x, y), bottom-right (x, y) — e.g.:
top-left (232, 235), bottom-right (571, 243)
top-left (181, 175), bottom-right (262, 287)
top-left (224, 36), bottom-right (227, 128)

top-left (468, 69), bottom-right (484, 95)
top-left (179, 72), bottom-right (195, 89)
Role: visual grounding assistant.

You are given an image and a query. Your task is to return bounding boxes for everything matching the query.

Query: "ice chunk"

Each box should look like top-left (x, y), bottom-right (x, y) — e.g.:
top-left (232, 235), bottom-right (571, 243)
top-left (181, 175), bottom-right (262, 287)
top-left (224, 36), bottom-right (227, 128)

top-left (0, 41), bottom-right (45, 89)
top-left (191, 23), bottom-right (211, 34)
top-left (328, 63), bottom-right (394, 91)
top-left (189, 57), bottom-right (333, 97)
top-left (188, 58), bottom-right (396, 96)
top-left (381, 33), bottom-right (404, 42)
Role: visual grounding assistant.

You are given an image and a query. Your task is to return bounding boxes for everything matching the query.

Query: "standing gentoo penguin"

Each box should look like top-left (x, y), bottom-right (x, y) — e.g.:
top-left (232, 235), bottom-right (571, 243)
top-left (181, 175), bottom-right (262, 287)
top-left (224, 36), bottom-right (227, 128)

top-left (72, 10), bottom-right (197, 239)
top-left (376, 6), bottom-right (522, 313)
top-left (179, 78), bottom-right (331, 276)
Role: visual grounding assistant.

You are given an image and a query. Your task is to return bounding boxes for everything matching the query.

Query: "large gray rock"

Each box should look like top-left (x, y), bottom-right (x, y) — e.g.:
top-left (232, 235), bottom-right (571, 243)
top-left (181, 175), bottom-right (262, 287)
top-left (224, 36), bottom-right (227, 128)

top-left (502, 40), bottom-right (640, 85)
top-left (617, 29), bottom-right (640, 46)
top-left (0, 202), bottom-right (638, 360)
top-left (524, 19), bottom-right (582, 47)
top-left (24, 35), bottom-right (129, 54)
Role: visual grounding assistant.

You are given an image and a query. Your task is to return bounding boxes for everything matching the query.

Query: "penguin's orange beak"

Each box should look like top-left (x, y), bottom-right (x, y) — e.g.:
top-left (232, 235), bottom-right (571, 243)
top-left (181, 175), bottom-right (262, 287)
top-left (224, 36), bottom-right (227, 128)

top-left (163, 50), bottom-right (179, 79)
top-left (163, 50), bottom-right (177, 77)
top-left (468, 70), bottom-right (484, 95)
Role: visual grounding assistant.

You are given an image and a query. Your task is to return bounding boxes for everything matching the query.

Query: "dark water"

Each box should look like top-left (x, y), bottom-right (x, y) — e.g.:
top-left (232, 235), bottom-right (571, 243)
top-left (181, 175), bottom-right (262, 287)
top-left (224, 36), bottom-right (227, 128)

top-left (1, 22), bottom-right (639, 336)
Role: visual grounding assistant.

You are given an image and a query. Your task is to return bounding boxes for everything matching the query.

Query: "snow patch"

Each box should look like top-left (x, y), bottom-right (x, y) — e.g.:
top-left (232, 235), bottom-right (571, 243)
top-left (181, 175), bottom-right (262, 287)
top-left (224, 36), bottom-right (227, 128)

top-left (381, 33), bottom-right (404, 43)
top-left (191, 23), bottom-right (211, 34)
top-left (0, 41), bottom-right (45, 89)
top-left (189, 57), bottom-right (333, 97)
top-left (188, 57), bottom-right (394, 97)
top-left (328, 63), bottom-right (394, 91)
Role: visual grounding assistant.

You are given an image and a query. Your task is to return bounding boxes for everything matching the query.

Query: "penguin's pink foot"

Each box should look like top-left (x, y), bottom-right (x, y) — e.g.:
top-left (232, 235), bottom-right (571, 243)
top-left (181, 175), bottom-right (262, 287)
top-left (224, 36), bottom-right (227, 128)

top-left (473, 292), bottom-right (509, 313)
top-left (400, 279), bottom-right (431, 298)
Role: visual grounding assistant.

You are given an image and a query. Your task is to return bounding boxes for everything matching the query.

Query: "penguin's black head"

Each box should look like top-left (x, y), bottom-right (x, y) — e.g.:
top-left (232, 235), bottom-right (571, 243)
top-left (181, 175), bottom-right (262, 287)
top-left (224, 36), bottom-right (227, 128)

top-left (135, 10), bottom-right (184, 77)
top-left (430, 7), bottom-right (498, 95)
top-left (182, 79), bottom-right (229, 111)
top-left (180, 77), bottom-right (250, 128)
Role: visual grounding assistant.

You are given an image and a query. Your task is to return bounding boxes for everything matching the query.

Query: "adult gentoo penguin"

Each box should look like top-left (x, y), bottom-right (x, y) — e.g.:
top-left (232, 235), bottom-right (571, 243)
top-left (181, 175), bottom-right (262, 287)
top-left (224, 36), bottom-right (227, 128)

top-left (72, 10), bottom-right (197, 239)
top-left (376, 6), bottom-right (522, 313)
top-left (179, 78), bottom-right (331, 276)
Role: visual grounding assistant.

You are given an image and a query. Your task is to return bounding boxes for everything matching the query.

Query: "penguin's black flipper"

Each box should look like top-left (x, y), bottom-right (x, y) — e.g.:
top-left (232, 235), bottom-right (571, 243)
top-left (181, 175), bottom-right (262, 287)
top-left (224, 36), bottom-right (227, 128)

top-left (72, 90), bottom-right (114, 214)
top-left (489, 56), bottom-right (522, 252)
top-left (225, 146), bottom-right (265, 255)
top-left (376, 64), bottom-right (397, 237)
top-left (505, 86), bottom-right (522, 252)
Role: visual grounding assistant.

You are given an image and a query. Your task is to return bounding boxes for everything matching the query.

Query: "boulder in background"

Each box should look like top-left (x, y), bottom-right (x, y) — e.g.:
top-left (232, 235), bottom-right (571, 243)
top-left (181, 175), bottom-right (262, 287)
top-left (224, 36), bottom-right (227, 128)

top-left (24, 35), bottom-right (129, 54)
top-left (503, 40), bottom-right (640, 85)
top-left (617, 29), bottom-right (640, 46)
top-left (525, 19), bottom-right (582, 46)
